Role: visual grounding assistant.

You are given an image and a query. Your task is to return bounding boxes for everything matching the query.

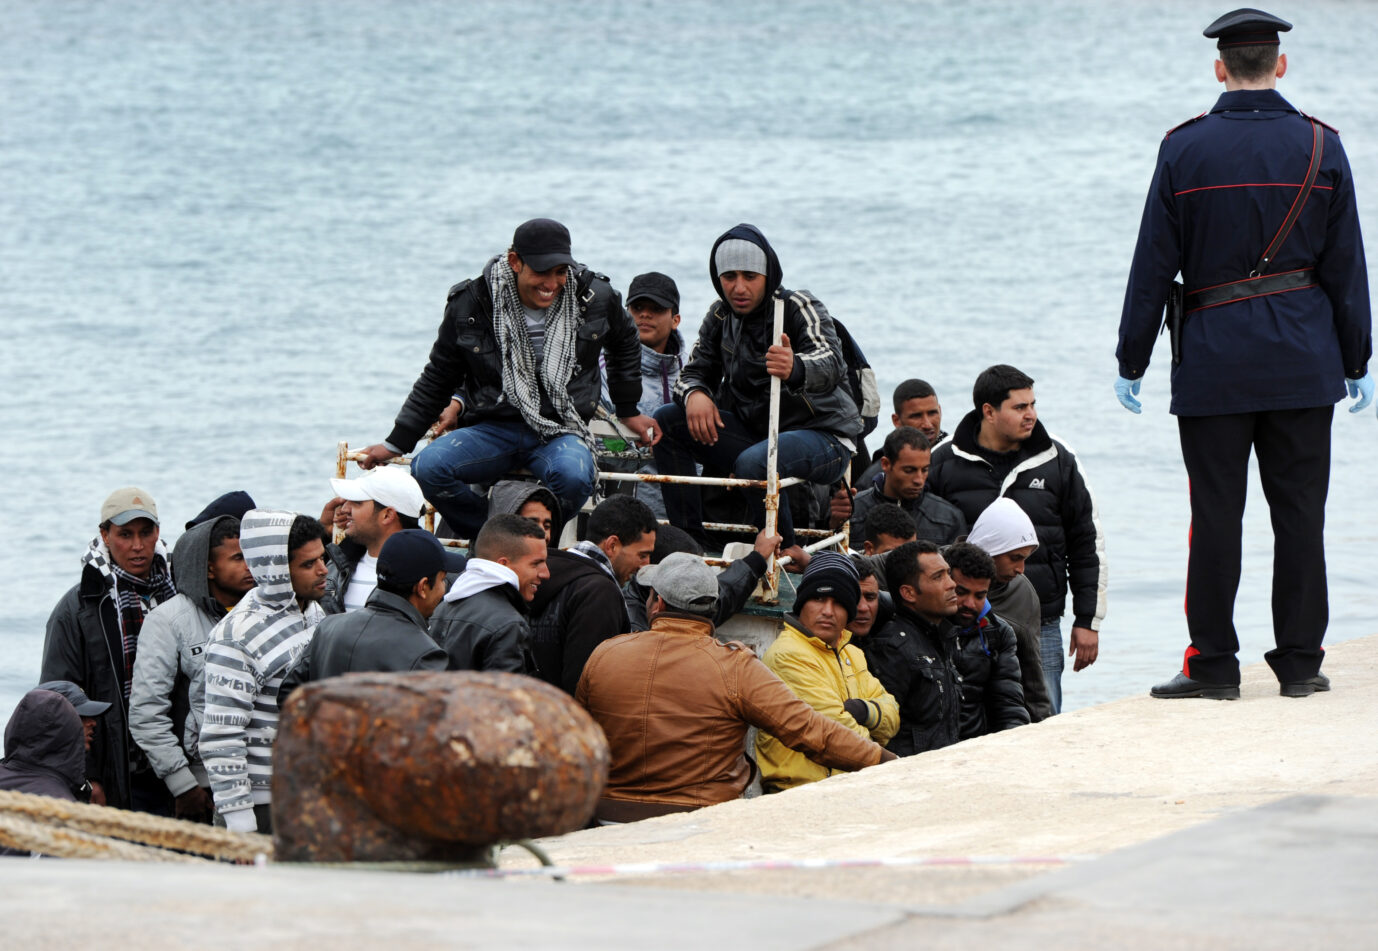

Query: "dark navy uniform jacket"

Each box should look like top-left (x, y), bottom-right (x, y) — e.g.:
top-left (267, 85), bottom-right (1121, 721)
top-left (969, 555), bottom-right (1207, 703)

top-left (1117, 89), bottom-right (1371, 416)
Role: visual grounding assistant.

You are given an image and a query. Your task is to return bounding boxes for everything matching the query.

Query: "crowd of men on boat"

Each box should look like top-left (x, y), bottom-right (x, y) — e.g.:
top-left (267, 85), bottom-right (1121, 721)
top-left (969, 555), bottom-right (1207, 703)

top-left (5, 219), bottom-right (1105, 836)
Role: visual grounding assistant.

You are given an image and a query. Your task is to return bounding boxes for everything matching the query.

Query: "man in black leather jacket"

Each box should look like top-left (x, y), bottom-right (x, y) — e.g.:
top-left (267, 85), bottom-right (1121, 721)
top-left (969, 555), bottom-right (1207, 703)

top-left (280, 530), bottom-right (448, 699)
top-left (356, 219), bottom-right (660, 538)
top-left (945, 542), bottom-right (1029, 739)
top-left (859, 540), bottom-right (963, 757)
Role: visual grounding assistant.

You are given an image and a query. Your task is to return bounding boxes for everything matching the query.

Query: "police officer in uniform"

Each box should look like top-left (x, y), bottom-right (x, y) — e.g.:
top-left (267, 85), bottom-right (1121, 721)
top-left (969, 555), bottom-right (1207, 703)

top-left (1114, 9), bottom-right (1373, 700)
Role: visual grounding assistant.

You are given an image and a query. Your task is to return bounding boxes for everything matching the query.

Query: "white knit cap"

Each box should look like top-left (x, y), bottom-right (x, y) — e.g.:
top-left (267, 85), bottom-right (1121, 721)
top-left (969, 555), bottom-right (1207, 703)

top-left (714, 238), bottom-right (768, 276)
top-left (966, 497), bottom-right (1040, 556)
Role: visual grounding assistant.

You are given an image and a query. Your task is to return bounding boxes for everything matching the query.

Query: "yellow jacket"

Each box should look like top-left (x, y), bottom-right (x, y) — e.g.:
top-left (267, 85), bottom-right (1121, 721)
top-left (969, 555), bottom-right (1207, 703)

top-left (755, 619), bottom-right (899, 791)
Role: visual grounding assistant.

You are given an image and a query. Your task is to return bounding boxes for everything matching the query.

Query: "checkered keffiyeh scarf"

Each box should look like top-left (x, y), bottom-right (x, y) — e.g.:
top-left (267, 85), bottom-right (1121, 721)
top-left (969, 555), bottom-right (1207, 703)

top-left (81, 536), bottom-right (176, 699)
top-left (488, 255), bottom-right (597, 453)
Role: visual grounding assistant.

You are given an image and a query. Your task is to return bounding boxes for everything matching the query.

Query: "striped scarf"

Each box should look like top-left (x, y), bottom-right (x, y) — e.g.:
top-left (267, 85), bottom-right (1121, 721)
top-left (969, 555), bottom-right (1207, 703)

top-left (488, 255), bottom-right (597, 453)
top-left (81, 537), bottom-right (176, 699)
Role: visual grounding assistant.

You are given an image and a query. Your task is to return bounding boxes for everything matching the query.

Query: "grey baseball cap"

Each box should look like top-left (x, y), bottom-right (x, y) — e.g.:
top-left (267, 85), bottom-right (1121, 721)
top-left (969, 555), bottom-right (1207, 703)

top-left (37, 680), bottom-right (112, 717)
top-left (636, 551), bottom-right (719, 617)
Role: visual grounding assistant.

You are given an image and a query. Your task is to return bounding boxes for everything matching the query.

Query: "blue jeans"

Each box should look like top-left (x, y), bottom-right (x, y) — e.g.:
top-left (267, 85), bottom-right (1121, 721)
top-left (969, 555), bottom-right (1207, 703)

top-left (410, 420), bottom-right (597, 539)
top-left (651, 403), bottom-right (852, 548)
top-left (1040, 617), bottom-right (1065, 714)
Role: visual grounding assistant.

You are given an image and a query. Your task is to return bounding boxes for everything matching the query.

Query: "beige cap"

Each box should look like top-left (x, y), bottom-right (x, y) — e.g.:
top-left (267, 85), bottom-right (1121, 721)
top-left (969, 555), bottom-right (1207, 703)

top-left (101, 487), bottom-right (159, 526)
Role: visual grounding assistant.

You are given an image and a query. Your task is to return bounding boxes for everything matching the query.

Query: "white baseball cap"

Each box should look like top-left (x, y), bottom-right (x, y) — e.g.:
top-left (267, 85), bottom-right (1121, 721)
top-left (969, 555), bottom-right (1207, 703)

top-left (329, 467), bottom-right (426, 518)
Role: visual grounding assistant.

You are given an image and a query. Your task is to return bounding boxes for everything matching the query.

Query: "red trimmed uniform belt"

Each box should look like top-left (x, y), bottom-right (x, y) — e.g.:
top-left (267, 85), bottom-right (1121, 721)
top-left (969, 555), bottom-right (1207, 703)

top-left (1185, 268), bottom-right (1317, 313)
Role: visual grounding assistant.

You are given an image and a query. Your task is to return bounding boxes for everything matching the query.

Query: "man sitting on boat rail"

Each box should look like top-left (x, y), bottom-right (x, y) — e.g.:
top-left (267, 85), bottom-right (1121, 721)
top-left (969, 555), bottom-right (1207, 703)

top-left (354, 218), bottom-right (660, 540)
top-left (652, 224), bottom-right (860, 550)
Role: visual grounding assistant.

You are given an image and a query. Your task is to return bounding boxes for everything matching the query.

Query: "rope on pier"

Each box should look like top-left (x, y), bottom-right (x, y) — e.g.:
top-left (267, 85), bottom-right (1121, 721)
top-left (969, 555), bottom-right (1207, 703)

top-left (0, 789), bottom-right (271, 863)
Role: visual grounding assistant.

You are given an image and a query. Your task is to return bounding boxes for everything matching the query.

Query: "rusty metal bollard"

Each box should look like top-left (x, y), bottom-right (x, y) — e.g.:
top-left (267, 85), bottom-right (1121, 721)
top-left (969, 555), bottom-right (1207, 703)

top-left (272, 671), bottom-right (609, 864)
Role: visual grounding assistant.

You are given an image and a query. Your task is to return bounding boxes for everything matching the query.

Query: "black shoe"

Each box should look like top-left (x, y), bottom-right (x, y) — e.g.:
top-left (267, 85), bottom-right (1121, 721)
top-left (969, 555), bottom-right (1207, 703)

top-left (1280, 673), bottom-right (1331, 698)
top-left (1150, 672), bottom-right (1240, 700)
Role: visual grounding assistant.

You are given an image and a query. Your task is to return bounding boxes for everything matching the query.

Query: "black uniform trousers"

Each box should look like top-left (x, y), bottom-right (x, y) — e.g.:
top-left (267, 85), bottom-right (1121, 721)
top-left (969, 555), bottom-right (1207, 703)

top-left (1178, 405), bottom-right (1332, 685)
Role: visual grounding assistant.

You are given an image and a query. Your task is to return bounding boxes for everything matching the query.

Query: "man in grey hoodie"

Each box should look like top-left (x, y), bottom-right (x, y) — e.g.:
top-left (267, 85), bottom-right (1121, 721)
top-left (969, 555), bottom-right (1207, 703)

top-left (129, 515), bottom-right (255, 822)
top-left (486, 479), bottom-right (560, 546)
top-left (431, 514), bottom-right (549, 674)
top-left (200, 512), bottom-right (329, 834)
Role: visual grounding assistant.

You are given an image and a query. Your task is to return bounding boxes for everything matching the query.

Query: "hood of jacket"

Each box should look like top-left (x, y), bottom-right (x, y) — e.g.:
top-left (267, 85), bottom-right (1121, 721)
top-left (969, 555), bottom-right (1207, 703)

top-left (2, 689), bottom-right (85, 788)
top-left (487, 480), bottom-right (560, 521)
top-left (529, 548), bottom-right (611, 616)
top-left (708, 224), bottom-right (784, 321)
top-left (443, 558), bottom-right (522, 604)
top-left (172, 514), bottom-right (237, 621)
top-left (239, 509), bottom-right (297, 607)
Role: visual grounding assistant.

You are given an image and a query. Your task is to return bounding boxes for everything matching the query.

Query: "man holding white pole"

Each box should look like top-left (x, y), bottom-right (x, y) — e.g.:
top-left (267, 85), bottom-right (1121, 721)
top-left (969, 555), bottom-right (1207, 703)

top-left (652, 224), bottom-right (860, 549)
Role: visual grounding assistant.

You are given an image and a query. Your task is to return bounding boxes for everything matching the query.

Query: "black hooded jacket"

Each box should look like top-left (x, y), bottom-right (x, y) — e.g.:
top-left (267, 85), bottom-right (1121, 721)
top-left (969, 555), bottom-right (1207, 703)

top-left (527, 549), bottom-right (630, 694)
top-left (674, 225), bottom-right (860, 445)
top-left (0, 689), bottom-right (85, 802)
top-left (952, 606), bottom-right (1030, 739)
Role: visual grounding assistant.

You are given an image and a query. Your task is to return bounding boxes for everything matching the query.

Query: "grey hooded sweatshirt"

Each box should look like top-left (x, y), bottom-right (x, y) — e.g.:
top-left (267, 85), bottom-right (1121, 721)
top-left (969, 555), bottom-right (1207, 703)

top-left (200, 510), bottom-right (322, 827)
top-left (129, 515), bottom-right (240, 797)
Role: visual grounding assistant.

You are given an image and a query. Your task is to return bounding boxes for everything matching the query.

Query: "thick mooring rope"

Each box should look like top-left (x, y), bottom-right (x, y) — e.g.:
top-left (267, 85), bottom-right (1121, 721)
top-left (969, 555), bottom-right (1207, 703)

top-left (0, 789), bottom-right (272, 862)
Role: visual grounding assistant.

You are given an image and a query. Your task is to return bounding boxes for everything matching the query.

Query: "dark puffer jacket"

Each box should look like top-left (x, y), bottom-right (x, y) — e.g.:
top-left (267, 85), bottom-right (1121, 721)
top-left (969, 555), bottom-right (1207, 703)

top-left (527, 549), bottom-right (629, 694)
top-left (926, 409), bottom-right (1106, 629)
top-left (673, 225), bottom-right (860, 445)
top-left (385, 257), bottom-right (643, 453)
top-left (280, 589), bottom-right (447, 700)
top-left (0, 689), bottom-right (85, 802)
top-left (858, 606), bottom-right (961, 757)
top-left (952, 604), bottom-right (1029, 739)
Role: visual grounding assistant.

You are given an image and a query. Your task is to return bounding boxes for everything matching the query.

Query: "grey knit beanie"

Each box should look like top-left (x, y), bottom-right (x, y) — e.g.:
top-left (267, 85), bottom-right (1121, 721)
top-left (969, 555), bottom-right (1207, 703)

top-left (714, 238), bottom-right (768, 277)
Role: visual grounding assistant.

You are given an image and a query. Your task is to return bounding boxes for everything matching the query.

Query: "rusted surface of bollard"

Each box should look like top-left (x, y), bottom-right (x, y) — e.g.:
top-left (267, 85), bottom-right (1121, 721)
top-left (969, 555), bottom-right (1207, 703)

top-left (272, 671), bottom-right (610, 864)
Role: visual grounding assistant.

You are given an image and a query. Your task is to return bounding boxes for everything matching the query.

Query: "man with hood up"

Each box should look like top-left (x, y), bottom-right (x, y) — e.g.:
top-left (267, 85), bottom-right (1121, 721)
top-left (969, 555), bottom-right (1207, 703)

top-left (354, 218), bottom-right (660, 539)
top-left (486, 479), bottom-right (560, 545)
top-left (653, 224), bottom-right (860, 549)
top-left (200, 511), bottom-right (329, 834)
top-left (42, 487), bottom-right (178, 812)
top-left (0, 688), bottom-right (88, 804)
top-left (129, 515), bottom-right (255, 822)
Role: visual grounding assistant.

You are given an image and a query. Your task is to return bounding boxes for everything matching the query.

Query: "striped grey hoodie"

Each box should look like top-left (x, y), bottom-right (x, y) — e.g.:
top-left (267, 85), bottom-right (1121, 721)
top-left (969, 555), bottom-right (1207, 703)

top-left (199, 510), bottom-right (322, 827)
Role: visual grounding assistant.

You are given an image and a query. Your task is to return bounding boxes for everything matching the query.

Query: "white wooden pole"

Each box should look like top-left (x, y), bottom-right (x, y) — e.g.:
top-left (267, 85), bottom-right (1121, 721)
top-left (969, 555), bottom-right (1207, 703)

top-left (763, 296), bottom-right (785, 602)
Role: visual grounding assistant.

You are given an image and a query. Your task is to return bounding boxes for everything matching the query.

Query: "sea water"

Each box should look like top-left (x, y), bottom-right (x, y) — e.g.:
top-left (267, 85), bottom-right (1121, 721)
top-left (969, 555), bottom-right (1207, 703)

top-left (3, 0), bottom-right (1376, 721)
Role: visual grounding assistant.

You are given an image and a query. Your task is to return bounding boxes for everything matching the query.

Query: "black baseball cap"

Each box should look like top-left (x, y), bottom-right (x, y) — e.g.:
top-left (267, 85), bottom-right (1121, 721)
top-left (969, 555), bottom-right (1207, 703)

top-left (377, 530), bottom-right (450, 588)
top-left (512, 218), bottom-right (576, 272)
top-left (627, 272), bottom-right (680, 312)
top-left (1204, 8), bottom-right (1292, 48)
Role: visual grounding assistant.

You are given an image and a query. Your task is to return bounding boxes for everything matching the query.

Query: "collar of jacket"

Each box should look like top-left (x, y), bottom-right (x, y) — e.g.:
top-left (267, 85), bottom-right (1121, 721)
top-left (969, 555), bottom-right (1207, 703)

top-left (782, 614), bottom-right (853, 652)
top-left (77, 562), bottom-right (112, 601)
top-left (640, 329), bottom-right (684, 370)
top-left (1211, 88), bottom-right (1295, 116)
top-left (949, 408), bottom-right (1053, 465)
top-left (893, 602), bottom-right (955, 639)
top-left (362, 588), bottom-right (430, 631)
top-left (648, 611), bottom-right (716, 638)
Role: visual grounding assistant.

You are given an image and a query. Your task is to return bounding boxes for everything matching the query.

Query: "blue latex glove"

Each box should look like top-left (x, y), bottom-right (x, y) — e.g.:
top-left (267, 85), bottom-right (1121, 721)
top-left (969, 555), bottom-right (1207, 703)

top-left (1346, 373), bottom-right (1375, 415)
top-left (1114, 376), bottom-right (1142, 414)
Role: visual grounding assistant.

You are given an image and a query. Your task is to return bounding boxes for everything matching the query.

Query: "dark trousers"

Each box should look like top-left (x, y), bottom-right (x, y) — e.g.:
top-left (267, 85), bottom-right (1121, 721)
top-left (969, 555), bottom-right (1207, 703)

top-left (1177, 406), bottom-right (1332, 685)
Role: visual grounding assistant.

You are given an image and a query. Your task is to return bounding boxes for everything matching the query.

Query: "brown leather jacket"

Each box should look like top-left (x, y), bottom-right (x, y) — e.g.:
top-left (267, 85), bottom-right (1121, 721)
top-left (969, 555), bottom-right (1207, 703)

top-left (576, 612), bottom-right (884, 813)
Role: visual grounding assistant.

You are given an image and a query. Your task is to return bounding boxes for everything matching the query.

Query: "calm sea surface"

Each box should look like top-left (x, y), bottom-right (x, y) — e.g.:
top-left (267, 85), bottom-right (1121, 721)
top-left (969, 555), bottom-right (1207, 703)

top-left (3, 0), bottom-right (1377, 721)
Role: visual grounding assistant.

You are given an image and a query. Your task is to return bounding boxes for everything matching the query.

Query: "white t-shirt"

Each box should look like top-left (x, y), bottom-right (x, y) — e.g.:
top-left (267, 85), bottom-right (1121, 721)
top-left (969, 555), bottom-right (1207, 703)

top-left (343, 553), bottom-right (378, 613)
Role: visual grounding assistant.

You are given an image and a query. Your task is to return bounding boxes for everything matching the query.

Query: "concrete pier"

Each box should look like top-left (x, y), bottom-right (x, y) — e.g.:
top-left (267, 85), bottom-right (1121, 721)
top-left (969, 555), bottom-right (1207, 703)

top-left (2, 635), bottom-right (1375, 949)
